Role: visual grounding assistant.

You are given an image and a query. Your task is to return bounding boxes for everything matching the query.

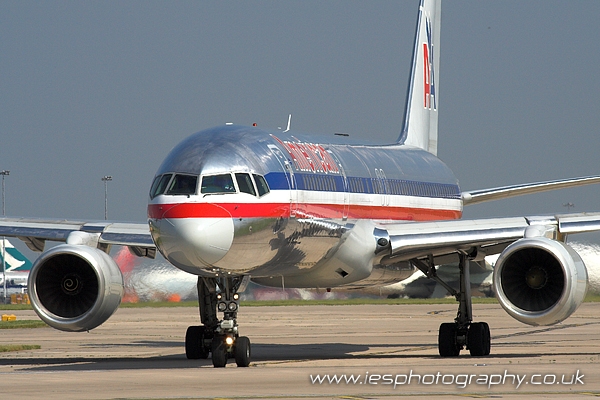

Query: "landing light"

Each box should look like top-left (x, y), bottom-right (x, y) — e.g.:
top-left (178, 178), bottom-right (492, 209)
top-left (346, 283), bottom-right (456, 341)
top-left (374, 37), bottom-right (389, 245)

top-left (233, 293), bottom-right (239, 301)
top-left (228, 302), bottom-right (238, 312)
top-left (225, 336), bottom-right (234, 346)
top-left (218, 302), bottom-right (227, 312)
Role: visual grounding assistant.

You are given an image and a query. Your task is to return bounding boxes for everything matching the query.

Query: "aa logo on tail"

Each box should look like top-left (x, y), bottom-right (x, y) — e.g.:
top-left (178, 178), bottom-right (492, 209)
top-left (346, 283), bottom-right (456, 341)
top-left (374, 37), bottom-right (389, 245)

top-left (423, 16), bottom-right (437, 110)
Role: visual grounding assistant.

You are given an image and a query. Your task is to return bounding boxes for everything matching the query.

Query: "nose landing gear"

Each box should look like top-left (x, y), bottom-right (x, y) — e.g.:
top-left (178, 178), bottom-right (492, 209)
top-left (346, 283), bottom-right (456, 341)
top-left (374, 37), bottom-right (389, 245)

top-left (185, 276), bottom-right (251, 367)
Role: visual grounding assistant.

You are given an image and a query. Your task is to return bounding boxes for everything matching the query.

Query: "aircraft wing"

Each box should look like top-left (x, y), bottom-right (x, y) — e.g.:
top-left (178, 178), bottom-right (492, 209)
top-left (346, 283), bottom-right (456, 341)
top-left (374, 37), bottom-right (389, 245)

top-left (0, 217), bottom-right (155, 258)
top-left (461, 175), bottom-right (600, 205)
top-left (377, 212), bottom-right (600, 264)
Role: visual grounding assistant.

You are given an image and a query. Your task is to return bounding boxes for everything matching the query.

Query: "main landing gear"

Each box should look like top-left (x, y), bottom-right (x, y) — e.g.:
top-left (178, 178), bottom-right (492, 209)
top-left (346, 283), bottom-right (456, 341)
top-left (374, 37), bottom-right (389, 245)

top-left (413, 253), bottom-right (491, 357)
top-left (185, 276), bottom-right (251, 367)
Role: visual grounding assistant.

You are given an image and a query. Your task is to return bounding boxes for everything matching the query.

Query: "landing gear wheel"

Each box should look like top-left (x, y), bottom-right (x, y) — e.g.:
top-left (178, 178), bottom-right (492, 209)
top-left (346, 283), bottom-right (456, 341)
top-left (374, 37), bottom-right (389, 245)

top-left (438, 322), bottom-right (460, 357)
top-left (185, 326), bottom-right (209, 359)
top-left (234, 336), bottom-right (251, 367)
top-left (467, 322), bottom-right (491, 356)
top-left (211, 336), bottom-right (227, 368)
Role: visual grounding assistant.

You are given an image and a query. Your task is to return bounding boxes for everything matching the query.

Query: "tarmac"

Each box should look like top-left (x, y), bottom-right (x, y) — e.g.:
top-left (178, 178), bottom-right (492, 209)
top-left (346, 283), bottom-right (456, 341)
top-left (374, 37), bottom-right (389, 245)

top-left (0, 302), bottom-right (599, 399)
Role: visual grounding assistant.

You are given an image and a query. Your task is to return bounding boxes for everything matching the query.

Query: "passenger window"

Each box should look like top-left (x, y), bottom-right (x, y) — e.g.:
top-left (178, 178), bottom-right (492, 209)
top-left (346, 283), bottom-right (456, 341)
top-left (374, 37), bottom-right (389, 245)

top-left (253, 174), bottom-right (270, 197)
top-left (149, 174), bottom-right (173, 199)
top-left (201, 174), bottom-right (236, 194)
top-left (235, 173), bottom-right (256, 196)
top-left (166, 174), bottom-right (198, 196)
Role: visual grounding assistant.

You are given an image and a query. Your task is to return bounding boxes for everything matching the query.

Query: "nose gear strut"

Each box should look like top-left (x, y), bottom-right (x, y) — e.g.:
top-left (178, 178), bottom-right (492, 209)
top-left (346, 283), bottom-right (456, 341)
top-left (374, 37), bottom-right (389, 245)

top-left (184, 276), bottom-right (251, 367)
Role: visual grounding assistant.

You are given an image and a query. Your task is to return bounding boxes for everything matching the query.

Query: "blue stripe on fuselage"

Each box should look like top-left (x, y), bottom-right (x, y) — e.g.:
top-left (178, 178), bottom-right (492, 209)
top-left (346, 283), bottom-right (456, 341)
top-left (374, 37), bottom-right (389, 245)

top-left (265, 172), bottom-right (460, 200)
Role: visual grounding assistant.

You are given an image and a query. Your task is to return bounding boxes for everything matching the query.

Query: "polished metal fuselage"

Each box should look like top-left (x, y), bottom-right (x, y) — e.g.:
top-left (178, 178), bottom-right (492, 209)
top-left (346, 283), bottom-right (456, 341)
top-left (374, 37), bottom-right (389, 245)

top-left (148, 125), bottom-right (462, 289)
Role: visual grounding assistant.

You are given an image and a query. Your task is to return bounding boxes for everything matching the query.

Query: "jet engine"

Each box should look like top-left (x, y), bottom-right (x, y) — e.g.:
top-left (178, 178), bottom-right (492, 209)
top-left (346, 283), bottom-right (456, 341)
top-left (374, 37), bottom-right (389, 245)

top-left (493, 237), bottom-right (588, 326)
top-left (28, 244), bottom-right (123, 332)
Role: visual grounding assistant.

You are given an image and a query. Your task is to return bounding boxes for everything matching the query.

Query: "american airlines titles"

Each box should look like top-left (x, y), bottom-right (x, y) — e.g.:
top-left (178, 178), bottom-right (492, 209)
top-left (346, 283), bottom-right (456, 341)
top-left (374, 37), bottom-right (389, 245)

top-left (272, 135), bottom-right (340, 174)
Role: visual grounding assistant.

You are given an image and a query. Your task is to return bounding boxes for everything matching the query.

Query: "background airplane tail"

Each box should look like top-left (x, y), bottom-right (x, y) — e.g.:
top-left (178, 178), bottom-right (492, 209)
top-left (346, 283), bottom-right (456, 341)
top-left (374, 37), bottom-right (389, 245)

top-left (397, 0), bottom-right (441, 155)
top-left (0, 239), bottom-right (32, 272)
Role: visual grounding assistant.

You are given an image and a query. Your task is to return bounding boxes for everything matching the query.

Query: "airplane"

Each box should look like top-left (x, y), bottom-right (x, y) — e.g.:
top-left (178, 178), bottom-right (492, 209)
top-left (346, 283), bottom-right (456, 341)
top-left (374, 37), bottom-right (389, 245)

top-left (0, 238), bottom-right (31, 292)
top-left (1, 0), bottom-right (600, 368)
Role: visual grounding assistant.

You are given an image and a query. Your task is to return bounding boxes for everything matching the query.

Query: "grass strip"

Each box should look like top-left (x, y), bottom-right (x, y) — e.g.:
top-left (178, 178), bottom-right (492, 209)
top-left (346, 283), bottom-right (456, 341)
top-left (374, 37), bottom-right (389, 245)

top-left (584, 293), bottom-right (600, 303)
top-left (0, 320), bottom-right (47, 329)
top-left (0, 304), bottom-right (34, 311)
top-left (0, 294), bottom-right (598, 311)
top-left (0, 344), bottom-right (41, 352)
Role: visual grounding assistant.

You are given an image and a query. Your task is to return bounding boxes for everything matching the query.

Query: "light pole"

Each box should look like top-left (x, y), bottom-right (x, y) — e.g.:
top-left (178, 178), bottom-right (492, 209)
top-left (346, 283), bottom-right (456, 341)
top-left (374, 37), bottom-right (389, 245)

top-left (1, 170), bottom-right (9, 304)
top-left (1, 170), bottom-right (8, 216)
top-left (102, 175), bottom-right (112, 220)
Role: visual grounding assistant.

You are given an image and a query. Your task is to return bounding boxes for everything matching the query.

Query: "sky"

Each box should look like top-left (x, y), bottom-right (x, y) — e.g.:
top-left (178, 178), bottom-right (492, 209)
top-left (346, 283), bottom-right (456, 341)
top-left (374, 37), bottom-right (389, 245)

top-left (1, 0), bottom-right (600, 233)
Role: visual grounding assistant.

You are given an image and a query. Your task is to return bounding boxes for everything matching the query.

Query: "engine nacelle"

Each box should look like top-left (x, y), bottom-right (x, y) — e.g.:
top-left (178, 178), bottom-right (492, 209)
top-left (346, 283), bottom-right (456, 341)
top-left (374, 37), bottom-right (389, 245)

top-left (493, 237), bottom-right (588, 326)
top-left (28, 244), bottom-right (123, 332)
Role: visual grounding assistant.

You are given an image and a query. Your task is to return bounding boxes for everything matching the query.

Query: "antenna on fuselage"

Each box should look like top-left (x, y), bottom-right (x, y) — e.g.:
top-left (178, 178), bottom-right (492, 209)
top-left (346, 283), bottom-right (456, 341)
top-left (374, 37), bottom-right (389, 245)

top-left (283, 114), bottom-right (292, 132)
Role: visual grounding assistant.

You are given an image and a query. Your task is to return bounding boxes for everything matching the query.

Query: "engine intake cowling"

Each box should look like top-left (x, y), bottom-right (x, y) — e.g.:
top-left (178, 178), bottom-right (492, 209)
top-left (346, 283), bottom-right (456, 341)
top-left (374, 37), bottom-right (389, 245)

top-left (493, 237), bottom-right (588, 326)
top-left (28, 244), bottom-right (123, 332)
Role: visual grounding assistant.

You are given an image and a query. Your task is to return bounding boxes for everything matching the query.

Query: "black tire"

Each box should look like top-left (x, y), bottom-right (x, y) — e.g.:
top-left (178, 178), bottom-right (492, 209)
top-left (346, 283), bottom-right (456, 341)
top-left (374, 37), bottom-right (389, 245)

top-left (211, 336), bottom-right (227, 368)
top-left (468, 322), bottom-right (491, 356)
top-left (185, 326), bottom-right (206, 359)
top-left (234, 336), bottom-right (251, 367)
top-left (438, 322), bottom-right (460, 357)
top-left (481, 322), bottom-right (492, 356)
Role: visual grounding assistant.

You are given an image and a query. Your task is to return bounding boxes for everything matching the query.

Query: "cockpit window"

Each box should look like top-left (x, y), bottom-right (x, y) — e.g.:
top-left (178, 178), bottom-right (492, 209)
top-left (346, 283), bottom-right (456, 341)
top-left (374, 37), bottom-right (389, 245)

top-left (235, 173), bottom-right (256, 196)
top-left (166, 174), bottom-right (198, 196)
top-left (149, 174), bottom-right (173, 199)
top-left (253, 174), bottom-right (270, 197)
top-left (201, 174), bottom-right (236, 194)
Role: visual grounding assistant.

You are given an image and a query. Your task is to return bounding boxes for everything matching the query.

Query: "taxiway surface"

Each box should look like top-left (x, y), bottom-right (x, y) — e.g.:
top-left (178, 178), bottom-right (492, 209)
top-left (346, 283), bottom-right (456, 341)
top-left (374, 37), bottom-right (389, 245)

top-left (0, 303), bottom-right (599, 399)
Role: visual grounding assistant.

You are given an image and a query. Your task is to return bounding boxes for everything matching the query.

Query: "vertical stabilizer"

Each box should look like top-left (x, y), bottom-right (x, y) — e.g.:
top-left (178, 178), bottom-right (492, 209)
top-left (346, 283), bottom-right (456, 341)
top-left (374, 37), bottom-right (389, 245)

top-left (398, 0), bottom-right (441, 155)
top-left (0, 239), bottom-right (32, 272)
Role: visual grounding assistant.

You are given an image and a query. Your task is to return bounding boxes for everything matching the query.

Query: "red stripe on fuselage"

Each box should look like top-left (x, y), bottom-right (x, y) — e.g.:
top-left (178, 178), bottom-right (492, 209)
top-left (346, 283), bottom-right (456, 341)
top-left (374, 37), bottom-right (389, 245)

top-left (148, 202), bottom-right (461, 221)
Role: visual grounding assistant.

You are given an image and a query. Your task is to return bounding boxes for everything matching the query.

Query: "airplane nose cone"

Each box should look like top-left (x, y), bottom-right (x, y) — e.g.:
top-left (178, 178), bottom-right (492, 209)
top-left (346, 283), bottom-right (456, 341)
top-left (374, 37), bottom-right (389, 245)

top-left (177, 216), bottom-right (234, 265)
top-left (150, 203), bottom-right (234, 270)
